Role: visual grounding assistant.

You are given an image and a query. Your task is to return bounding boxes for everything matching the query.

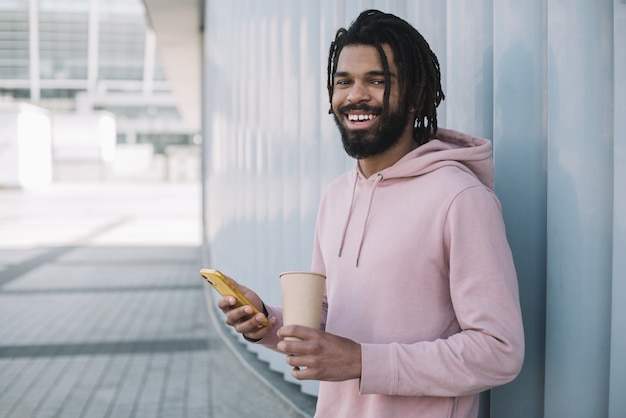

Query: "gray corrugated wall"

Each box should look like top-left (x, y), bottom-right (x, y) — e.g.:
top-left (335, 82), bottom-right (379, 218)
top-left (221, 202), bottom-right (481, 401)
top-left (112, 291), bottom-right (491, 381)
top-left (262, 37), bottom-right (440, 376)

top-left (201, 1), bottom-right (626, 416)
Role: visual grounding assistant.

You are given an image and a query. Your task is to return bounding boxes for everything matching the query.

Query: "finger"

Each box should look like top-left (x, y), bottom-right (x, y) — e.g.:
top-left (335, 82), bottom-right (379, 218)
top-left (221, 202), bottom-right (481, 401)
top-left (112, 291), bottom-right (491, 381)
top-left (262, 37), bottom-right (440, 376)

top-left (276, 335), bottom-right (313, 356)
top-left (240, 317), bottom-right (273, 340)
top-left (235, 317), bottom-right (267, 334)
top-left (224, 305), bottom-right (255, 326)
top-left (230, 307), bottom-right (270, 333)
top-left (276, 339), bottom-right (298, 355)
top-left (217, 296), bottom-right (237, 311)
top-left (289, 360), bottom-right (316, 380)
top-left (277, 325), bottom-right (318, 344)
top-left (285, 354), bottom-right (307, 369)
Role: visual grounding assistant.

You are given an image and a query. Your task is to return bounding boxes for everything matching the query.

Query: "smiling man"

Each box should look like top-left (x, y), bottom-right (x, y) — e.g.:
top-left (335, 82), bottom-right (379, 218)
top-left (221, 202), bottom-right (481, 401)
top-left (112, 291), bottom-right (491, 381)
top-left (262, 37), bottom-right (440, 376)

top-left (218, 9), bottom-right (525, 418)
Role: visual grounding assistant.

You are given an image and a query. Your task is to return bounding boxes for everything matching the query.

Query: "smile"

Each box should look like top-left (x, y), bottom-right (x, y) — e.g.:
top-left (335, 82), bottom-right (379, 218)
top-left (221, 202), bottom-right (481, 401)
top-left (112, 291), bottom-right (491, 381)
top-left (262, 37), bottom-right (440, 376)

top-left (347, 114), bottom-right (377, 122)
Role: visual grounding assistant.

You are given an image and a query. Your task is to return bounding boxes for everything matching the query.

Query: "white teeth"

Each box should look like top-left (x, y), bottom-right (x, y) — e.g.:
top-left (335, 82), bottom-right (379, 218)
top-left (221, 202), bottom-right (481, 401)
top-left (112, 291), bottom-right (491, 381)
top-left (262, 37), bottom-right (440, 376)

top-left (348, 114), bottom-right (374, 121)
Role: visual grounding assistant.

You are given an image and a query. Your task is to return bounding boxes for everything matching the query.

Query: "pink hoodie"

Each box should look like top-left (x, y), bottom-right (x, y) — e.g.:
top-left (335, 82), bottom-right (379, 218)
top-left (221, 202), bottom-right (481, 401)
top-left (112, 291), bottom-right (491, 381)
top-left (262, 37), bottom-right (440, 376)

top-left (261, 128), bottom-right (524, 417)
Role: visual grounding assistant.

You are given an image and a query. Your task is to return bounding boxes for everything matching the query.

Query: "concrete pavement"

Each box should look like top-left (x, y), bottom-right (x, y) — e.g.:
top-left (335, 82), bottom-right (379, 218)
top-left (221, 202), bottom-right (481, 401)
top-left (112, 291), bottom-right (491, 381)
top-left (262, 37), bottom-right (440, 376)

top-left (0, 182), bottom-right (211, 418)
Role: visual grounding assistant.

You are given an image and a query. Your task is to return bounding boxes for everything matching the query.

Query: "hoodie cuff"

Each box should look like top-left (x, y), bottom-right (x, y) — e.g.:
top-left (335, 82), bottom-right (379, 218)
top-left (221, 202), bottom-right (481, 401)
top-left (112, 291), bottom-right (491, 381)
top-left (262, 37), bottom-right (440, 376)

top-left (360, 343), bottom-right (396, 395)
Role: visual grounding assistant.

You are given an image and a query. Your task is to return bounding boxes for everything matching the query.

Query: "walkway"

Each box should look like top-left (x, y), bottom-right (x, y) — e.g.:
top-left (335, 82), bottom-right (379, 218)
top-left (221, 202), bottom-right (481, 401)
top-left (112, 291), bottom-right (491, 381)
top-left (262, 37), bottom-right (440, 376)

top-left (0, 182), bottom-right (211, 418)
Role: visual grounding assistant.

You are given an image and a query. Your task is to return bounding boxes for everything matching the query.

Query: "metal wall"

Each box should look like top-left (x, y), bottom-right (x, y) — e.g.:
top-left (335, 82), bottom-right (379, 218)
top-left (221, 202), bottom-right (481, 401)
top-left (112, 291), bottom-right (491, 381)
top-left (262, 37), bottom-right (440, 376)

top-left (201, 1), bottom-right (625, 416)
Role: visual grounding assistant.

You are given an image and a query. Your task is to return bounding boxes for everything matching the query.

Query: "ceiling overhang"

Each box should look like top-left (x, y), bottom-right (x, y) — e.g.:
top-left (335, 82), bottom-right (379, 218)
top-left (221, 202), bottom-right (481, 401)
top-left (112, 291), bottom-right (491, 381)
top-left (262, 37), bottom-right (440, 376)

top-left (142, 0), bottom-right (202, 131)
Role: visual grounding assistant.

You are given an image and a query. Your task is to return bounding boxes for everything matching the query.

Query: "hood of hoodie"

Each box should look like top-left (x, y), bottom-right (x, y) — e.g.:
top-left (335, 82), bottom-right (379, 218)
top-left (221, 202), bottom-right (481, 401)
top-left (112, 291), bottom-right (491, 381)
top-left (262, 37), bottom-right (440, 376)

top-left (361, 127), bottom-right (494, 190)
top-left (340, 128), bottom-right (494, 266)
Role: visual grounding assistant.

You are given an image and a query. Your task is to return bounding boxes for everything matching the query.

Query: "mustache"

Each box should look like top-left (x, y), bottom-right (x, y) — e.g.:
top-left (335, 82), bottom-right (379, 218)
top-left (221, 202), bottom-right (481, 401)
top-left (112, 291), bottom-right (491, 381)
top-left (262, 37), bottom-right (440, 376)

top-left (338, 104), bottom-right (383, 114)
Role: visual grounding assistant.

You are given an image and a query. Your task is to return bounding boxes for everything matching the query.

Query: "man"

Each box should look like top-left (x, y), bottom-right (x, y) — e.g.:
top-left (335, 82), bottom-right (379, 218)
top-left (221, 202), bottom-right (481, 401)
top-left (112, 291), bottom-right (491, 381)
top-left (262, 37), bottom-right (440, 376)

top-left (218, 9), bottom-right (524, 417)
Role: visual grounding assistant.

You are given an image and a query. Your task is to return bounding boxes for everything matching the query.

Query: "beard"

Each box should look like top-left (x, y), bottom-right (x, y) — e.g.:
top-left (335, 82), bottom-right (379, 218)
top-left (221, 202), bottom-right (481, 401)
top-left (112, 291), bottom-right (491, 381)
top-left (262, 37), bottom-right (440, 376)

top-left (332, 103), bottom-right (410, 159)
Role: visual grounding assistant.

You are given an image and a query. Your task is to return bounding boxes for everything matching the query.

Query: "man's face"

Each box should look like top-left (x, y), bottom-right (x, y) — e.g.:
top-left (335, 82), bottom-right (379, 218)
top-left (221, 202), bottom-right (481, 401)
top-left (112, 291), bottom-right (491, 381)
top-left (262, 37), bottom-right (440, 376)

top-left (331, 44), bottom-right (411, 159)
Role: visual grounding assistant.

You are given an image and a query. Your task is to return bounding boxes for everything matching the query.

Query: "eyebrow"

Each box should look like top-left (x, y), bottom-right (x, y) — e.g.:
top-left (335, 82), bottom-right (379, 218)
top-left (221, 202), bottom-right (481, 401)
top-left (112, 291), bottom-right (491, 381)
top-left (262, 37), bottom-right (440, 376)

top-left (334, 70), bottom-right (395, 78)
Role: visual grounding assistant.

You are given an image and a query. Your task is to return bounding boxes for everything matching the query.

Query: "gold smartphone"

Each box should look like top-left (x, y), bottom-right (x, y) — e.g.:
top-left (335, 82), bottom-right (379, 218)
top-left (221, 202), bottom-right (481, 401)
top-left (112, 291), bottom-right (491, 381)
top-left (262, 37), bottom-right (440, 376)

top-left (200, 269), bottom-right (270, 327)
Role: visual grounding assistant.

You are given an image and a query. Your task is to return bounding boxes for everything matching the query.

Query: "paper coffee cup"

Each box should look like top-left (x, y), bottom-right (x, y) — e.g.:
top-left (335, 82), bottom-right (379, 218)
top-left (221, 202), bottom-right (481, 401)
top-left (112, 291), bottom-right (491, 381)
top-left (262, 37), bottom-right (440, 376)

top-left (279, 271), bottom-right (326, 341)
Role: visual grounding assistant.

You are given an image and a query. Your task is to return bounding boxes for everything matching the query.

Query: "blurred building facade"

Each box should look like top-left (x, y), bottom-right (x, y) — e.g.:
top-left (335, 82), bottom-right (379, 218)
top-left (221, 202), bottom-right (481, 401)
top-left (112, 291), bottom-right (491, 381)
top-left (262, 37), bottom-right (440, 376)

top-left (0, 0), bottom-right (199, 183)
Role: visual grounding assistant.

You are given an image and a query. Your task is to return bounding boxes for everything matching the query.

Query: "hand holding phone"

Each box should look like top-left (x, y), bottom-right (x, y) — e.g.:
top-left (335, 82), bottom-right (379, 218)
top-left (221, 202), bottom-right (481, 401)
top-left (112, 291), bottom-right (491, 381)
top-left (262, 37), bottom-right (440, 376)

top-left (200, 269), bottom-right (270, 327)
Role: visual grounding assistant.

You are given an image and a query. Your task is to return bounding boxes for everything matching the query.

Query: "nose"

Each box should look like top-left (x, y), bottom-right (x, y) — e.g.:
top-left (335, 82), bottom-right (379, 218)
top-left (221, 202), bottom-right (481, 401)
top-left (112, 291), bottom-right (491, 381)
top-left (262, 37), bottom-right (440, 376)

top-left (346, 81), bottom-right (370, 103)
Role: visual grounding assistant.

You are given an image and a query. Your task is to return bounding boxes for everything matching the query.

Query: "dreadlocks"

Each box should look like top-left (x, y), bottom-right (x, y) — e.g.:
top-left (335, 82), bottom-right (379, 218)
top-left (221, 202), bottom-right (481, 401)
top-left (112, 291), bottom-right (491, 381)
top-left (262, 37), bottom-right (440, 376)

top-left (327, 9), bottom-right (445, 146)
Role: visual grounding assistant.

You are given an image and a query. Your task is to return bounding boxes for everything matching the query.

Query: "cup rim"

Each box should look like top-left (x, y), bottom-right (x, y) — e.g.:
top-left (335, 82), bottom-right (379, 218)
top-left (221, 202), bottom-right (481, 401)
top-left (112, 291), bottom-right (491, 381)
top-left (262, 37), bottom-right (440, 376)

top-left (279, 271), bottom-right (326, 279)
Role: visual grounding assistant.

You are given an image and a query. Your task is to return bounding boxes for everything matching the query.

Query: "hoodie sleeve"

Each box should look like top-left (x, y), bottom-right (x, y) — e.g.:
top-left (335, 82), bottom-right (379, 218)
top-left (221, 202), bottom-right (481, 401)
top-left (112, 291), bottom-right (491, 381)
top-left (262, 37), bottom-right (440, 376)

top-left (360, 185), bottom-right (525, 397)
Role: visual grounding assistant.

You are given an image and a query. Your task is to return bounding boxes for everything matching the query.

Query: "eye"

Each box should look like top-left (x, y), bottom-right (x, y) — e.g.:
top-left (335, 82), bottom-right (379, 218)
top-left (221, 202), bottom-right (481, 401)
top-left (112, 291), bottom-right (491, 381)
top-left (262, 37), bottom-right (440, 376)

top-left (371, 79), bottom-right (385, 86)
top-left (335, 79), bottom-right (351, 86)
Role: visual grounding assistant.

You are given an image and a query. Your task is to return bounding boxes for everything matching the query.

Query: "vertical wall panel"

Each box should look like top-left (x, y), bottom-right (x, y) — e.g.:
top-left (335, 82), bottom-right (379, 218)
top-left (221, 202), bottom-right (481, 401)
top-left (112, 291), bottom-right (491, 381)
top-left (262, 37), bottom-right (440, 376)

top-left (298, 1), bottom-right (322, 273)
top-left (318, 0), bottom-right (352, 191)
top-left (445, 0), bottom-right (493, 138)
top-left (492, 1), bottom-right (547, 417)
top-left (544, 0), bottom-right (614, 417)
top-left (609, 2), bottom-right (626, 417)
top-left (246, 0), bottom-right (283, 375)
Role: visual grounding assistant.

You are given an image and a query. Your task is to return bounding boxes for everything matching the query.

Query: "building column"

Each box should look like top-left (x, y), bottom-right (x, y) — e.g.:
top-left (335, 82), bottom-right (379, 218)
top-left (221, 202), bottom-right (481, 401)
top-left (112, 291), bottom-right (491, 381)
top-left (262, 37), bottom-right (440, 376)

top-left (142, 28), bottom-right (156, 96)
top-left (28, 0), bottom-right (40, 102)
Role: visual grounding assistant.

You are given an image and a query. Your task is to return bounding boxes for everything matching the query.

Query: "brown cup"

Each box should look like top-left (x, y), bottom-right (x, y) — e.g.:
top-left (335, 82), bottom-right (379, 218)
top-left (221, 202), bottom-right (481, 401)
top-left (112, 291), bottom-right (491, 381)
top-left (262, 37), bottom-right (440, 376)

top-left (279, 271), bottom-right (326, 341)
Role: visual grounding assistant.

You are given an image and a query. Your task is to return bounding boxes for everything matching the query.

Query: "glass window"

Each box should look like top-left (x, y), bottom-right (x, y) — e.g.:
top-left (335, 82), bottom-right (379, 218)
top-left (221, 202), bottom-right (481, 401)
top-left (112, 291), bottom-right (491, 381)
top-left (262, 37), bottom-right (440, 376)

top-left (0, 87), bottom-right (29, 98)
top-left (0, 2), bottom-right (29, 80)
top-left (40, 88), bottom-right (84, 99)
top-left (98, 0), bottom-right (146, 81)
top-left (39, 0), bottom-right (89, 80)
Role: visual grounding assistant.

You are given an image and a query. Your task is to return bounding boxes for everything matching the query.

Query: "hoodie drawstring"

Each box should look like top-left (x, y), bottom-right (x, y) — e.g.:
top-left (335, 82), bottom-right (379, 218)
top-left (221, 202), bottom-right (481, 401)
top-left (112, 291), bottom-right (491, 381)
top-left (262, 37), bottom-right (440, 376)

top-left (338, 172), bottom-right (359, 258)
top-left (338, 171), bottom-right (383, 267)
top-left (356, 173), bottom-right (383, 267)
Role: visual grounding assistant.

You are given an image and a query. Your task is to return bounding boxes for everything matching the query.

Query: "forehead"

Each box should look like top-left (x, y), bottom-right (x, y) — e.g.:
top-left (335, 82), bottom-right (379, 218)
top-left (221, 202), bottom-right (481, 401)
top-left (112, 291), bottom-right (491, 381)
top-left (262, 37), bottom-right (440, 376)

top-left (336, 44), bottom-right (396, 74)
